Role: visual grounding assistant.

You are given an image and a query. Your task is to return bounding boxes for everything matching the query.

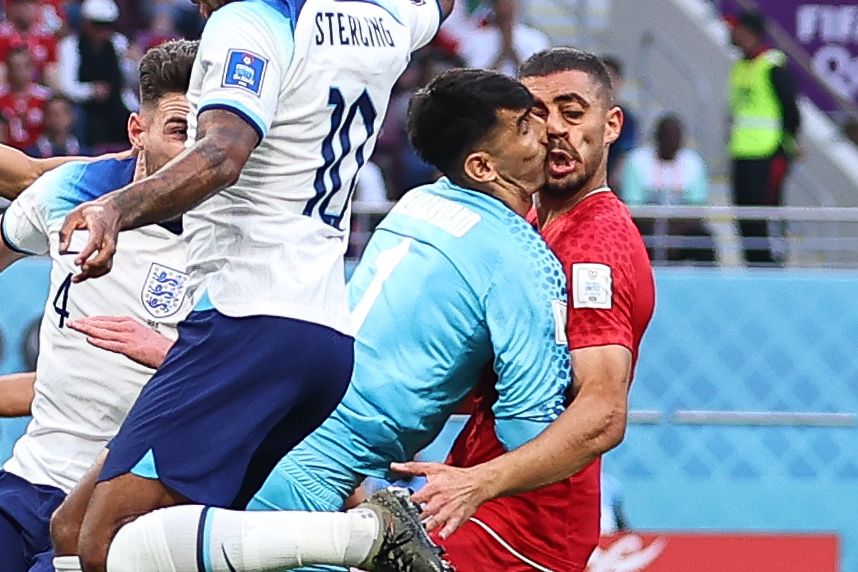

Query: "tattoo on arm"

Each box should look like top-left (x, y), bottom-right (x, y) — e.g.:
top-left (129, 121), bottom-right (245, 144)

top-left (110, 109), bottom-right (259, 231)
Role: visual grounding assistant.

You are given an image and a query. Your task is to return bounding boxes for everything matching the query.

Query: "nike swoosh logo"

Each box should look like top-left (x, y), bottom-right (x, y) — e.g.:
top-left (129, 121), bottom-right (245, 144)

top-left (222, 545), bottom-right (238, 572)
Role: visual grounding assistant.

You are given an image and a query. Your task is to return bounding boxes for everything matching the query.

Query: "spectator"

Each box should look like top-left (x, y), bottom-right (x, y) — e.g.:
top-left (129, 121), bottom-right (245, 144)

top-left (456, 0), bottom-right (550, 77)
top-left (602, 55), bottom-right (639, 193)
top-left (727, 9), bottom-right (800, 266)
top-left (622, 113), bottom-right (715, 264)
top-left (26, 95), bottom-right (88, 157)
top-left (0, 0), bottom-right (59, 88)
top-left (0, 46), bottom-right (49, 150)
top-left (57, 0), bottom-right (136, 152)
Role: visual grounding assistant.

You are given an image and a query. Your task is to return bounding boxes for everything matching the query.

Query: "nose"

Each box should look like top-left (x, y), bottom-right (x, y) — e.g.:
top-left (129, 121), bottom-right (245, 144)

top-left (545, 110), bottom-right (568, 139)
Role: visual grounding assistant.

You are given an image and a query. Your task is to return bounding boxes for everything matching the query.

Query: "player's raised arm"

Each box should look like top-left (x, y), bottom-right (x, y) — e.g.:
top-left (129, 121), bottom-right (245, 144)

top-left (58, 109), bottom-right (257, 282)
top-left (0, 372), bottom-right (36, 417)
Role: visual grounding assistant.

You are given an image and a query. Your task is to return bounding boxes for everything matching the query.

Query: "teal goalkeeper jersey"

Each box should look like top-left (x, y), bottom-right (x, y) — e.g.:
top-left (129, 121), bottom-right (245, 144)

top-left (291, 178), bottom-right (571, 488)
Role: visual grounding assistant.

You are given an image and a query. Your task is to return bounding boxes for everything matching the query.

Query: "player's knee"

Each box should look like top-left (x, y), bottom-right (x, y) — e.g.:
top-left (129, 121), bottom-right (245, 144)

top-left (50, 501), bottom-right (83, 556)
top-left (105, 506), bottom-right (203, 572)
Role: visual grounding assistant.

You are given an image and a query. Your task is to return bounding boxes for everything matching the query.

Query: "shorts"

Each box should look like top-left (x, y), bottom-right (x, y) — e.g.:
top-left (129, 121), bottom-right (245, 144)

top-left (99, 309), bottom-right (354, 509)
top-left (436, 517), bottom-right (583, 572)
top-left (0, 470), bottom-right (66, 572)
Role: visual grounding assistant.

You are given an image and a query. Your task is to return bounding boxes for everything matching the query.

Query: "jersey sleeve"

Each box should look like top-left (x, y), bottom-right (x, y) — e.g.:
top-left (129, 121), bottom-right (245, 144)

top-left (562, 217), bottom-right (638, 352)
top-left (485, 237), bottom-right (571, 451)
top-left (1, 177), bottom-right (50, 255)
top-left (400, 0), bottom-right (442, 51)
top-left (194, 2), bottom-right (290, 142)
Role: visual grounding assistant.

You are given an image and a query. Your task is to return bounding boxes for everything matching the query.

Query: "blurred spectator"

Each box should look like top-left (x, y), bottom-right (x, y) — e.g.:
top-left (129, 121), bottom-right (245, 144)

top-left (137, 3), bottom-right (179, 52)
top-left (602, 55), bottom-right (638, 193)
top-left (622, 113), bottom-right (716, 264)
top-left (37, 0), bottom-right (66, 36)
top-left (57, 0), bottom-right (136, 152)
top-left (727, 9), bottom-right (800, 266)
top-left (375, 48), bottom-right (463, 198)
top-left (456, 0), bottom-right (550, 77)
top-left (0, 0), bottom-right (59, 88)
top-left (0, 45), bottom-right (48, 150)
top-left (26, 94), bottom-right (87, 157)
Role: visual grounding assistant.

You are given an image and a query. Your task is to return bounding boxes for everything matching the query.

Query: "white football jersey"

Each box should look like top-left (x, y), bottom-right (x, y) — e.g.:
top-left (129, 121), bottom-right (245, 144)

top-left (0, 158), bottom-right (191, 492)
top-left (184, 0), bottom-right (441, 334)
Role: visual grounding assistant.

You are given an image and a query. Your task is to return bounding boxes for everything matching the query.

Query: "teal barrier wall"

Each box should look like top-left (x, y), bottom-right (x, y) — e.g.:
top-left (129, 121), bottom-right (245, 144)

top-left (0, 258), bottom-right (50, 461)
top-left (606, 269), bottom-right (858, 572)
top-left (1, 264), bottom-right (855, 569)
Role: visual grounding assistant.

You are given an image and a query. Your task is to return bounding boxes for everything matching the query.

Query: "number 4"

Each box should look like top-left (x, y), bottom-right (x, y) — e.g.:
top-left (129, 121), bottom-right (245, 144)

top-left (52, 272), bottom-right (72, 328)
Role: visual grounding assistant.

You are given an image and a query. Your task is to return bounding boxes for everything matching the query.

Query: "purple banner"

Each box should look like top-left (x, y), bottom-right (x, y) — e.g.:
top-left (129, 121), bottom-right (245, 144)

top-left (722, 1), bottom-right (858, 114)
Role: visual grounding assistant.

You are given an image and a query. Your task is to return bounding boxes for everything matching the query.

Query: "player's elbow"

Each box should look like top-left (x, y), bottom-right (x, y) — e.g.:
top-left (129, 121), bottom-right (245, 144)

top-left (594, 401), bottom-right (628, 454)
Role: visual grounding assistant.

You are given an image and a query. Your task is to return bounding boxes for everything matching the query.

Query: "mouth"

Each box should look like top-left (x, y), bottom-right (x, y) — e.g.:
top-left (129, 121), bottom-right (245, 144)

top-left (546, 148), bottom-right (577, 179)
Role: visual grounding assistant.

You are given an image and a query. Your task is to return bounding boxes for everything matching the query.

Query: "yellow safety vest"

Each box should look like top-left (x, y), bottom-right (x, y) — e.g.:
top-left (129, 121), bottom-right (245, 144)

top-left (729, 49), bottom-right (786, 159)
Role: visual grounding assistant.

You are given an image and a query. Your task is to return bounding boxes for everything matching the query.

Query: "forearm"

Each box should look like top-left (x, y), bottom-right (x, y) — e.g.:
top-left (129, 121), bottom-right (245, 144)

top-left (0, 372), bottom-right (36, 417)
top-left (478, 393), bottom-right (627, 498)
top-left (109, 134), bottom-right (243, 230)
top-left (0, 147), bottom-right (41, 199)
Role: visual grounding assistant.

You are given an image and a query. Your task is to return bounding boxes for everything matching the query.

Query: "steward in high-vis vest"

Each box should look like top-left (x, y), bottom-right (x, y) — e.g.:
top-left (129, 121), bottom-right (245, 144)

top-left (727, 9), bottom-right (800, 265)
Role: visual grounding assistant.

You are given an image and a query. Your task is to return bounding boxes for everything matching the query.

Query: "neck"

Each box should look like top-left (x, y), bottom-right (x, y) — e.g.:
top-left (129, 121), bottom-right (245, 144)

top-left (132, 152), bottom-right (148, 182)
top-left (657, 148), bottom-right (677, 161)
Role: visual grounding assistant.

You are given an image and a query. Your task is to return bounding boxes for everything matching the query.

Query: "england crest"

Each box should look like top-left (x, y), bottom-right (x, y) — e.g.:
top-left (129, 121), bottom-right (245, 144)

top-left (141, 263), bottom-right (189, 319)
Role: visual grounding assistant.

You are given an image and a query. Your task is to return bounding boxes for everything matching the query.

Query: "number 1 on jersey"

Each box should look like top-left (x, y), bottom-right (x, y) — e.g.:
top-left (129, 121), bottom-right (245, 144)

top-left (351, 238), bottom-right (412, 333)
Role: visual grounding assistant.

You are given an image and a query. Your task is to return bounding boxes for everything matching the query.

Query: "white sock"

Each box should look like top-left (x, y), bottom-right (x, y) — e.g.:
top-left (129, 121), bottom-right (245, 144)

top-left (53, 556), bottom-right (83, 571)
top-left (106, 504), bottom-right (380, 572)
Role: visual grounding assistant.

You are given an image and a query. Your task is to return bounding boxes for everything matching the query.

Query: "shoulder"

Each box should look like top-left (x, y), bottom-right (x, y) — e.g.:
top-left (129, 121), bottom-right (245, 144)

top-left (42, 157), bottom-right (136, 224)
top-left (549, 195), bottom-right (640, 262)
top-left (625, 146), bottom-right (650, 166)
top-left (678, 147), bottom-right (705, 169)
top-left (208, 0), bottom-right (293, 31)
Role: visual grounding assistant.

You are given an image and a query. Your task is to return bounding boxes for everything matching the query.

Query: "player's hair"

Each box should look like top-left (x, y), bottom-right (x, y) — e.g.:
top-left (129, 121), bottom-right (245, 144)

top-left (518, 47), bottom-right (614, 104)
top-left (407, 68), bottom-right (534, 183)
top-left (138, 39), bottom-right (199, 107)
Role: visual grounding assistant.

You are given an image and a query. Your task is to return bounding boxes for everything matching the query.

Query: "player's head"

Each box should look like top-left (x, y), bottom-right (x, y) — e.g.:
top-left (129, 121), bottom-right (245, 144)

top-left (654, 113), bottom-right (683, 161)
top-left (190, 0), bottom-right (233, 19)
top-left (518, 48), bottom-right (622, 199)
top-left (6, 45), bottom-right (32, 90)
top-left (407, 68), bottom-right (547, 200)
top-left (728, 10), bottom-right (766, 55)
top-left (129, 40), bottom-right (198, 176)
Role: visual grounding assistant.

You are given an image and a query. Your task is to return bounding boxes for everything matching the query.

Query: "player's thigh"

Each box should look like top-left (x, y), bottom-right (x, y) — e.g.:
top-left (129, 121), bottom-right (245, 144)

top-left (435, 520), bottom-right (541, 572)
top-left (77, 472), bottom-right (186, 569)
top-left (51, 450), bottom-right (106, 555)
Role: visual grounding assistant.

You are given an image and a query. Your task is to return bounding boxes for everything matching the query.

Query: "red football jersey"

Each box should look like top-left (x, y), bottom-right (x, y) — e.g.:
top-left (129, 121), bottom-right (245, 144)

top-left (442, 190), bottom-right (655, 571)
top-left (0, 22), bottom-right (58, 81)
top-left (0, 83), bottom-right (49, 149)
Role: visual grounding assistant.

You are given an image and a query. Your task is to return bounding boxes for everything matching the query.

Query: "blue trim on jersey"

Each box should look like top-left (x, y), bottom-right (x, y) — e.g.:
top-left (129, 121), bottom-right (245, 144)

top-left (196, 506), bottom-right (211, 572)
top-left (194, 290), bottom-right (215, 312)
top-left (198, 101), bottom-right (267, 143)
top-left (434, 0), bottom-right (445, 24)
top-left (44, 157), bottom-right (138, 224)
top-left (129, 449), bottom-right (159, 479)
top-left (334, 0), bottom-right (403, 25)
top-left (0, 214), bottom-right (36, 255)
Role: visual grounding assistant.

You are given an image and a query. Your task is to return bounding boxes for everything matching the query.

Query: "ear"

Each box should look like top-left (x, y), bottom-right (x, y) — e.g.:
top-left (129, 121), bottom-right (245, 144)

top-left (462, 151), bottom-right (496, 184)
top-left (127, 112), bottom-right (145, 150)
top-left (604, 105), bottom-right (623, 146)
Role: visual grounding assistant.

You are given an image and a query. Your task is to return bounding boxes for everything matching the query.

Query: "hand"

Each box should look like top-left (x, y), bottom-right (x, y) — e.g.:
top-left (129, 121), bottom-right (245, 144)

top-left (92, 82), bottom-right (111, 100)
top-left (58, 198), bottom-right (122, 282)
top-left (390, 461), bottom-right (490, 539)
top-left (68, 316), bottom-right (173, 369)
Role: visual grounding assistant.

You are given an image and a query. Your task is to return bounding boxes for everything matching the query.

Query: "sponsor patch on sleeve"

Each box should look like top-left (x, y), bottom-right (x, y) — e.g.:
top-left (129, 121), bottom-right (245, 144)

top-left (221, 49), bottom-right (268, 96)
top-left (571, 263), bottom-right (612, 309)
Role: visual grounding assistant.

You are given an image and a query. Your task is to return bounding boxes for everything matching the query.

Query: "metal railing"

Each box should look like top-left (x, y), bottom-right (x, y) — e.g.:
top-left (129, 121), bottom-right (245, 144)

top-left (349, 202), bottom-right (858, 268)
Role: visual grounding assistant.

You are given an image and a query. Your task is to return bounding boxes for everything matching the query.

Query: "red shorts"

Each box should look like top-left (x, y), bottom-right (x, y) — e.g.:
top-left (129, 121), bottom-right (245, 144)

top-left (434, 518), bottom-right (585, 572)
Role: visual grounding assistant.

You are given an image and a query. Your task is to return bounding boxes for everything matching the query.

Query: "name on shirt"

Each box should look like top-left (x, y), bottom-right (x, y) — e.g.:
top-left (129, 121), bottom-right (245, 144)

top-left (315, 12), bottom-right (395, 47)
top-left (393, 191), bottom-right (481, 238)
